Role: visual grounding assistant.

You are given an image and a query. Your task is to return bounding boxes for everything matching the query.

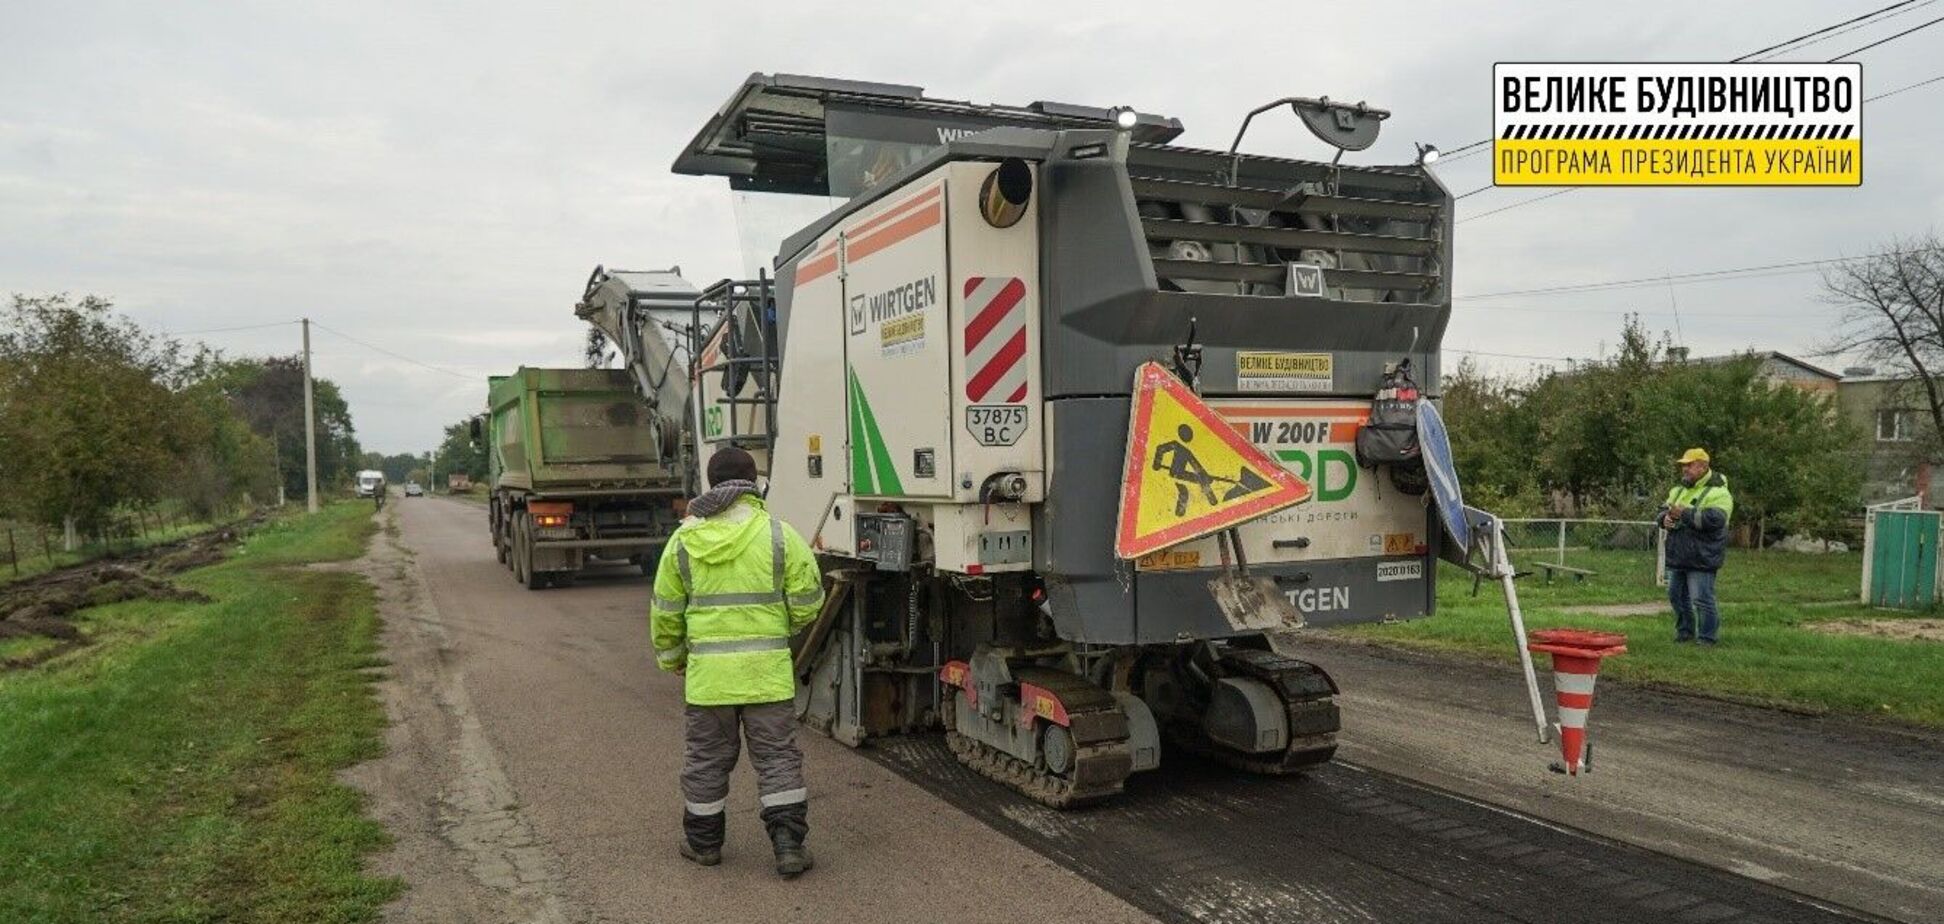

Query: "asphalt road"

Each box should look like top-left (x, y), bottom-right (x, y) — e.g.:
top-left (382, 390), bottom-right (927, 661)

top-left (1319, 636), bottom-right (1944, 923)
top-left (352, 496), bottom-right (1938, 923)
top-left (349, 495), bottom-right (1149, 924)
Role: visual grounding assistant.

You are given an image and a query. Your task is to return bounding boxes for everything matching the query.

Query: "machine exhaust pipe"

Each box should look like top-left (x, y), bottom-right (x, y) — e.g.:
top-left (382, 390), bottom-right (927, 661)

top-left (979, 158), bottom-right (1033, 228)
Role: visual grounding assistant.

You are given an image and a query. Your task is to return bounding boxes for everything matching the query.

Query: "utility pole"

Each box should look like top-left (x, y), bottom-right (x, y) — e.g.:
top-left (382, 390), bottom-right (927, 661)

top-left (303, 317), bottom-right (319, 513)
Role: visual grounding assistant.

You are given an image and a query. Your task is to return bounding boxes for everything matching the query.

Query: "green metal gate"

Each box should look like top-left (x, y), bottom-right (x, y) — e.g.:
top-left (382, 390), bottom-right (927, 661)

top-left (1864, 509), bottom-right (1940, 609)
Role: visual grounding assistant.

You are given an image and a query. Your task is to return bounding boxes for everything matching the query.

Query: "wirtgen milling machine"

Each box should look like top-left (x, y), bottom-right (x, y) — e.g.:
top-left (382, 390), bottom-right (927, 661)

top-left (673, 75), bottom-right (1452, 806)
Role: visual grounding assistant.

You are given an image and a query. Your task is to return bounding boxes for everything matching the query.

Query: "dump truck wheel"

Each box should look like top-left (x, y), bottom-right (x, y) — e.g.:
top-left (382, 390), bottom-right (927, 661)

top-left (510, 518), bottom-right (525, 583)
top-left (515, 513), bottom-right (536, 589)
top-left (515, 512), bottom-right (550, 591)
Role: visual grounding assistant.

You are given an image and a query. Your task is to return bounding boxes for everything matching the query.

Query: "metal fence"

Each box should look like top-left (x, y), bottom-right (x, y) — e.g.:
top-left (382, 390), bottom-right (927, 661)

top-left (0, 524), bottom-right (55, 578)
top-left (1498, 518), bottom-right (1665, 586)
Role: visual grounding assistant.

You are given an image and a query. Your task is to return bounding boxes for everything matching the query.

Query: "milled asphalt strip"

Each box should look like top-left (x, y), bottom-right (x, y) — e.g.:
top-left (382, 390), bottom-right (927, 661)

top-left (1316, 636), bottom-right (1944, 922)
top-left (870, 736), bottom-right (1877, 924)
top-left (1331, 761), bottom-right (1895, 924)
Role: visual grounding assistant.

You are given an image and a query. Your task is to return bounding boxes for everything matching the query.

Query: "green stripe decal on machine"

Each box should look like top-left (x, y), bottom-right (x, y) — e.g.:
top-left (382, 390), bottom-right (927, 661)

top-left (848, 371), bottom-right (874, 494)
top-left (847, 368), bottom-right (903, 496)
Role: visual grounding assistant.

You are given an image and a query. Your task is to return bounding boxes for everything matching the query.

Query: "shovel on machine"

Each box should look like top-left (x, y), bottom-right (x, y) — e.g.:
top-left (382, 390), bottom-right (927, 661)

top-left (1207, 527), bottom-right (1305, 631)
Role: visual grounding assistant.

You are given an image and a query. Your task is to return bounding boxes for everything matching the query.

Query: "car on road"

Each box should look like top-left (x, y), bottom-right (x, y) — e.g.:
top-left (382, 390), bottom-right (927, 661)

top-left (403, 482), bottom-right (424, 497)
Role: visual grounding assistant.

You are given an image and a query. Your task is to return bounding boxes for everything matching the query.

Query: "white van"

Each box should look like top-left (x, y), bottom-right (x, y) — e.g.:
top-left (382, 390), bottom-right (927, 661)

top-left (355, 470), bottom-right (386, 498)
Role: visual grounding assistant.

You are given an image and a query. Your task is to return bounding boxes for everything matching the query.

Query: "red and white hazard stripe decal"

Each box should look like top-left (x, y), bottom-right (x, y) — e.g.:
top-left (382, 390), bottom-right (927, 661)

top-left (963, 276), bottom-right (1028, 403)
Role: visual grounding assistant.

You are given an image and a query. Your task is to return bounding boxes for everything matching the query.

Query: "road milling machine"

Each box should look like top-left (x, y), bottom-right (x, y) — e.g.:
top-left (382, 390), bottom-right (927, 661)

top-left (574, 266), bottom-right (715, 494)
top-left (668, 74), bottom-right (1457, 807)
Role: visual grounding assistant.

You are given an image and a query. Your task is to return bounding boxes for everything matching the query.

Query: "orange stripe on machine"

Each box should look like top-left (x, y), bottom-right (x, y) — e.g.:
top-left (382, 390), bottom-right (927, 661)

top-left (847, 184), bottom-right (940, 238)
top-left (847, 203), bottom-right (942, 263)
top-left (794, 184), bottom-right (944, 286)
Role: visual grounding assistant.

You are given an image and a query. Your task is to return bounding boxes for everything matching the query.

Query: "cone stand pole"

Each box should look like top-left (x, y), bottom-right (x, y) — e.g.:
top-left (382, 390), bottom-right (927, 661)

top-left (1491, 519), bottom-right (1552, 744)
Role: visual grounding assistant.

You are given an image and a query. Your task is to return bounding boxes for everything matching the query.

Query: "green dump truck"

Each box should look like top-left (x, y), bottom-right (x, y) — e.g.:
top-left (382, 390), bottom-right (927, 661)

top-left (479, 367), bottom-right (686, 589)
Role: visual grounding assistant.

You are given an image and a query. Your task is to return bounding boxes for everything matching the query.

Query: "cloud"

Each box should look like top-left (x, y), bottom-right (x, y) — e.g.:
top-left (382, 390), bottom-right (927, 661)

top-left (2, 1), bottom-right (1936, 450)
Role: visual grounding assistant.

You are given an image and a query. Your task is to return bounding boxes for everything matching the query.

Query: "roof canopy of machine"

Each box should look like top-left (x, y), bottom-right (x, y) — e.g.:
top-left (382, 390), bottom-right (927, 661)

top-left (671, 72), bottom-right (1184, 197)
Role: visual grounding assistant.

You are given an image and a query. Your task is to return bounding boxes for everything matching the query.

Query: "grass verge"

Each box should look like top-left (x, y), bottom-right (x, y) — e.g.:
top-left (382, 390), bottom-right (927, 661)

top-left (0, 502), bottom-right (400, 922)
top-left (1341, 551), bottom-right (1944, 728)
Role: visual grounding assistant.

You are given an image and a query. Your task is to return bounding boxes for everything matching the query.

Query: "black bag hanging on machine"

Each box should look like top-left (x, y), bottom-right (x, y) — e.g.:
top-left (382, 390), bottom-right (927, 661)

top-left (1355, 360), bottom-right (1429, 495)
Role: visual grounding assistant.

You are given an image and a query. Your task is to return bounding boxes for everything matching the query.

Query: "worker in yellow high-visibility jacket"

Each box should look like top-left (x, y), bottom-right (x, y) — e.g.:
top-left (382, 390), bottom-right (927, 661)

top-left (651, 447), bottom-right (824, 878)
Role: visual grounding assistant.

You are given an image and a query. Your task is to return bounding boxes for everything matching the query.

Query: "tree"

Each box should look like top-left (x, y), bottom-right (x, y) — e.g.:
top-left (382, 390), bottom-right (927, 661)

top-left (431, 418), bottom-right (488, 488)
top-left (1441, 359), bottom-right (1545, 515)
top-left (1442, 317), bottom-right (1863, 538)
top-left (1825, 234), bottom-right (1944, 455)
top-left (1633, 356), bottom-right (1861, 542)
top-left (0, 295), bottom-right (191, 542)
top-left (219, 356), bottom-right (361, 497)
top-left (172, 372), bottom-right (280, 518)
top-left (2, 294), bottom-right (368, 538)
top-left (1504, 316), bottom-right (1671, 513)
top-left (368, 452), bottom-right (426, 483)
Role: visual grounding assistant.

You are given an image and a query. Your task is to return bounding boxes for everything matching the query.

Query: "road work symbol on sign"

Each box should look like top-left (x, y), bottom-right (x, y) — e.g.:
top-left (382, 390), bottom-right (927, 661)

top-left (1152, 425), bottom-right (1275, 516)
top-left (1116, 362), bottom-right (1311, 559)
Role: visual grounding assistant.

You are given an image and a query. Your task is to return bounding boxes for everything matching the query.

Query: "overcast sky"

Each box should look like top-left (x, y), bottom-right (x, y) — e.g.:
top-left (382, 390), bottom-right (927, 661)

top-left (5, 1), bottom-right (1942, 453)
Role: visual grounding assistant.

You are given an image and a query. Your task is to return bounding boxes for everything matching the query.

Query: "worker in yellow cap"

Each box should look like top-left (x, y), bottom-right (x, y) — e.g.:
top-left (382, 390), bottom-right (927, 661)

top-left (1657, 448), bottom-right (1734, 645)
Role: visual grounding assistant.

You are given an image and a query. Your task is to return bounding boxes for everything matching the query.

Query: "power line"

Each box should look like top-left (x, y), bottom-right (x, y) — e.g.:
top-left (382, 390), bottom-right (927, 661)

top-left (1734, 0), bottom-right (1924, 60)
top-left (1824, 12), bottom-right (1944, 59)
top-left (1866, 71), bottom-right (1944, 100)
top-left (1459, 249), bottom-right (1918, 301)
top-left (1448, 347), bottom-right (1575, 361)
top-left (166, 319), bottom-right (299, 336)
top-left (1751, 0), bottom-right (1940, 60)
top-left (310, 321), bottom-right (474, 380)
top-left (1433, 139), bottom-right (1493, 162)
top-left (1465, 299), bottom-right (1824, 320)
top-left (1456, 189), bottom-right (1575, 224)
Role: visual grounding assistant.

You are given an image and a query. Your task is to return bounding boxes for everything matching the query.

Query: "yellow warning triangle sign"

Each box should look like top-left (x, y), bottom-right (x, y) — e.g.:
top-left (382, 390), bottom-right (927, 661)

top-left (1115, 362), bottom-right (1312, 559)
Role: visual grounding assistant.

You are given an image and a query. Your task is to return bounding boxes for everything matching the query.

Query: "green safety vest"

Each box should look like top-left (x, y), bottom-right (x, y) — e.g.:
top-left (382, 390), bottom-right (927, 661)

top-left (651, 496), bottom-right (824, 706)
top-left (1663, 471), bottom-right (1735, 525)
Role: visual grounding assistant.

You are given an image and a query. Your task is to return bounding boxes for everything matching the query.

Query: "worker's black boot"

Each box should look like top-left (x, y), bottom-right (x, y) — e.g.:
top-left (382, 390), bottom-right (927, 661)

top-left (760, 801), bottom-right (811, 878)
top-left (769, 827), bottom-right (813, 878)
top-left (679, 841), bottom-right (721, 866)
top-left (680, 810), bottom-right (724, 866)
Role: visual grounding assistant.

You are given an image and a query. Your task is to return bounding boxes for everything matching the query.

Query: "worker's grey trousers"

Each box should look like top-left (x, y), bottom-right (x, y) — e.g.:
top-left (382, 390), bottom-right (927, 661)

top-left (680, 700), bottom-right (807, 851)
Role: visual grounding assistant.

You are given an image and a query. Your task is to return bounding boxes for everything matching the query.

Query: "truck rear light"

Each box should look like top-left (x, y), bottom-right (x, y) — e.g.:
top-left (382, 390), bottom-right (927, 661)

top-left (529, 501), bottom-right (572, 529)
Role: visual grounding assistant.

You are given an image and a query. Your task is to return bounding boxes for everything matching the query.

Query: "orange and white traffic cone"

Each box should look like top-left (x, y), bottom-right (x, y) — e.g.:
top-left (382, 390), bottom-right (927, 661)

top-left (1527, 628), bottom-right (1627, 776)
